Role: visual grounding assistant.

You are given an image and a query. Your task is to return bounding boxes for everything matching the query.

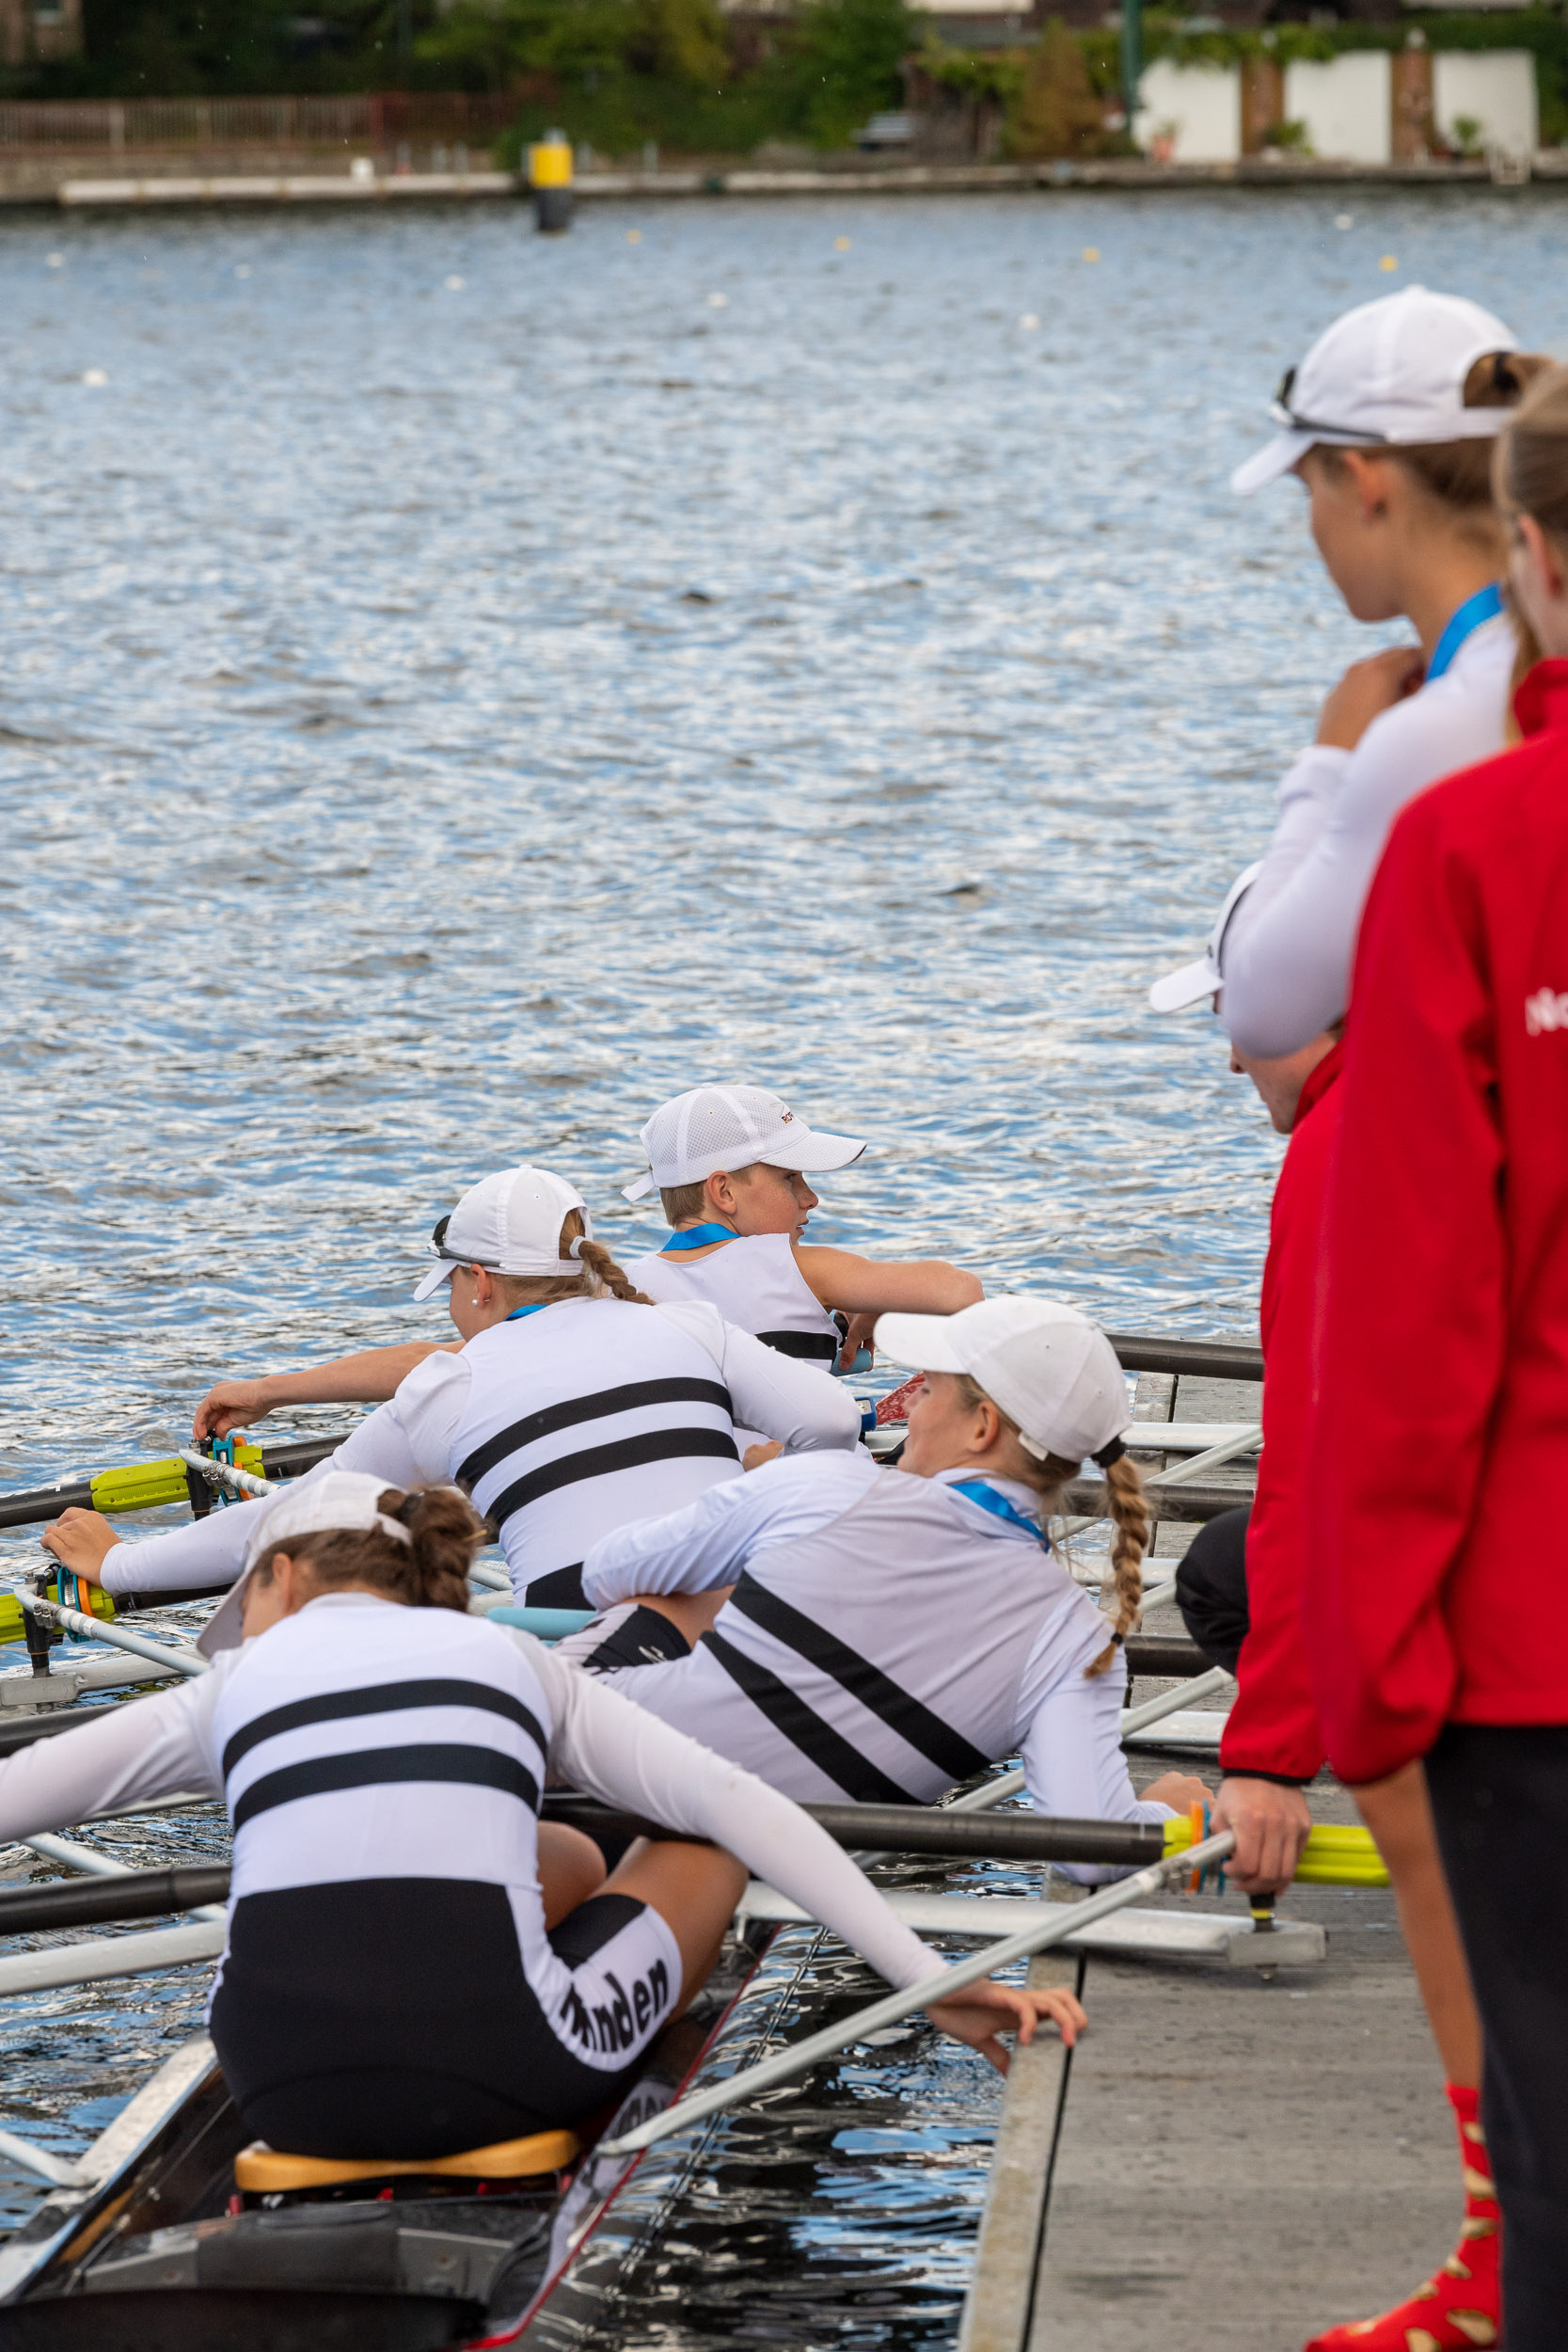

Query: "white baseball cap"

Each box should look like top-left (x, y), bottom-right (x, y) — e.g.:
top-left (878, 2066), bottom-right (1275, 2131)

top-left (874, 1297), bottom-right (1129, 1466)
top-left (623, 1086), bottom-right (866, 1203)
top-left (198, 1470), bottom-right (419, 1656)
top-left (413, 1166), bottom-right (591, 1302)
top-left (1231, 286), bottom-right (1519, 495)
top-left (1148, 862), bottom-right (1260, 1014)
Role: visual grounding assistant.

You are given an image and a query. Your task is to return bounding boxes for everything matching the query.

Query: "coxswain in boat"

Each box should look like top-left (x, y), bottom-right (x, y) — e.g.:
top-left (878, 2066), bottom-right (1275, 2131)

top-left (4, 1472), bottom-right (1085, 2159)
top-left (1221, 287), bottom-right (1550, 1061)
top-left (557, 1298), bottom-right (1209, 1872)
top-left (1307, 371), bottom-right (1568, 2352)
top-left (618, 1085), bottom-right (982, 1371)
top-left (1153, 873), bottom-right (1497, 2352)
top-left (42, 1166), bottom-right (862, 1612)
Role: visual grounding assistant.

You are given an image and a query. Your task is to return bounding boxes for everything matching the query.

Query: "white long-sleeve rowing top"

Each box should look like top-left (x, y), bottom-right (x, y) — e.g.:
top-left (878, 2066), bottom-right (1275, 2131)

top-left (579, 1451), bottom-right (1175, 1882)
top-left (100, 1298), bottom-right (862, 1607)
top-left (1220, 613), bottom-right (1513, 1057)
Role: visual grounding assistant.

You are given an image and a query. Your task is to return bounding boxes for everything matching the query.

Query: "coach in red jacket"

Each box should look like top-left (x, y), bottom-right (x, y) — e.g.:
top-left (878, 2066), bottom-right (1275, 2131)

top-left (1308, 374), bottom-right (1568, 2349)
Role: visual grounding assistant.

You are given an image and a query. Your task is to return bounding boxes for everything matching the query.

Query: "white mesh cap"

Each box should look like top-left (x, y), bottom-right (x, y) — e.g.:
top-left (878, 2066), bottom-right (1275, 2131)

top-left (198, 1470), bottom-right (420, 1656)
top-left (413, 1166), bottom-right (592, 1301)
top-left (623, 1086), bottom-right (866, 1202)
top-left (874, 1297), bottom-right (1128, 1466)
top-left (1232, 286), bottom-right (1518, 495)
top-left (1148, 862), bottom-right (1261, 1015)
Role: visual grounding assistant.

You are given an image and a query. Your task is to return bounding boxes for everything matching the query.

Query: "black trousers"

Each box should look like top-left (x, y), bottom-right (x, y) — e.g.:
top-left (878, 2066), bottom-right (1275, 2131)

top-left (1426, 1722), bottom-right (1568, 2349)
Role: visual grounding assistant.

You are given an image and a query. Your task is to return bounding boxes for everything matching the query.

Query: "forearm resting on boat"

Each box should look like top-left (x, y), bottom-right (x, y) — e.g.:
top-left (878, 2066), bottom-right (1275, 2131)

top-left (194, 1343), bottom-right (453, 1438)
top-left (796, 1247), bottom-right (983, 1319)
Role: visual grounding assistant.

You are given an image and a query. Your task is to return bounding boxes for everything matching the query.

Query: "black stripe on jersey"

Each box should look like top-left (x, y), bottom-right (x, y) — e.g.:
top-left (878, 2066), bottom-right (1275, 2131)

top-left (230, 1742), bottom-right (541, 1833)
top-left (524, 1562), bottom-right (588, 1608)
top-left (221, 1679), bottom-right (546, 1782)
top-left (484, 1427), bottom-right (740, 1531)
top-left (457, 1378), bottom-right (736, 1493)
top-left (726, 1573), bottom-right (992, 1783)
top-left (756, 1330), bottom-right (839, 1362)
top-left (699, 1629), bottom-right (915, 1805)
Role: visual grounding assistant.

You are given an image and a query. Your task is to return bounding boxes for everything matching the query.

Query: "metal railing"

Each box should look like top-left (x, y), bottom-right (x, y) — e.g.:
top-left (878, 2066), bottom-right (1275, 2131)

top-left (0, 93), bottom-right (518, 151)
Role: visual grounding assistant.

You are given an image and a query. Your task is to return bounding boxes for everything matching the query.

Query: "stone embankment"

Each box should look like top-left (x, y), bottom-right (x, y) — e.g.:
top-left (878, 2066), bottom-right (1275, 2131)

top-left (1, 146), bottom-right (1560, 208)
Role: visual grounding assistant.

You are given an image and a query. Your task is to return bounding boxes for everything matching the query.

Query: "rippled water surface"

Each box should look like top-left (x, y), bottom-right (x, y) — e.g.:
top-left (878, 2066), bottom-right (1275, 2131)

top-left (1, 185), bottom-right (1564, 2333)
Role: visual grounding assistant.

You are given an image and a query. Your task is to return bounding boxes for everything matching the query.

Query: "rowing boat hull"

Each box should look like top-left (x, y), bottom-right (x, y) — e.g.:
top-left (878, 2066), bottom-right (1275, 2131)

top-left (0, 1926), bottom-right (775, 2350)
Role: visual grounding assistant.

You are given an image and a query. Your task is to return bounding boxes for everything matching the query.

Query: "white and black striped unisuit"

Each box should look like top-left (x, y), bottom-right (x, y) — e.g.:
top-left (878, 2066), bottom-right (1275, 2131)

top-left (625, 1232), bottom-right (843, 1362)
top-left (587, 1477), bottom-right (1060, 1804)
top-left (450, 1299), bottom-right (745, 1605)
top-left (209, 1597), bottom-right (679, 2152)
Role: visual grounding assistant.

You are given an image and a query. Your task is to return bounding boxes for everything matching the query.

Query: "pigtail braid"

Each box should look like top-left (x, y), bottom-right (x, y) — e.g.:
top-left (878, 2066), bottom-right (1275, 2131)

top-left (1085, 1451), bottom-right (1148, 1678)
top-left (573, 1236), bottom-right (655, 1305)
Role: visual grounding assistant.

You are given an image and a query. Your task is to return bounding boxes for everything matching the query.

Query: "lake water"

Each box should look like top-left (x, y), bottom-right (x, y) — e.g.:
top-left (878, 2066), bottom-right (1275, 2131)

top-left (1, 183), bottom-right (1562, 2335)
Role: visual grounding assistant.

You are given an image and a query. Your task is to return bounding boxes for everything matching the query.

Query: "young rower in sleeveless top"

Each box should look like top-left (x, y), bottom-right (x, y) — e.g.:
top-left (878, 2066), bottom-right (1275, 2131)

top-left (619, 1085), bottom-right (981, 1372)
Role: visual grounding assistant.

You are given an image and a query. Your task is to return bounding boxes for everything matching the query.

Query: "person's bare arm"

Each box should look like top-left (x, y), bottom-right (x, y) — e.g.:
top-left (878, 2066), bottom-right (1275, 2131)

top-left (794, 1248), bottom-right (982, 1369)
top-left (193, 1343), bottom-right (454, 1438)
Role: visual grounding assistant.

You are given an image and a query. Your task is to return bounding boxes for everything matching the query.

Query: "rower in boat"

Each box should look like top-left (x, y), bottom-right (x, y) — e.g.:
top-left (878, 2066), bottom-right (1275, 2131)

top-left (0, 1472), bottom-right (1085, 2160)
top-left (42, 1166), bottom-right (861, 1612)
top-left (558, 1297), bottom-right (1210, 1873)
top-left (619, 1085), bottom-right (982, 1371)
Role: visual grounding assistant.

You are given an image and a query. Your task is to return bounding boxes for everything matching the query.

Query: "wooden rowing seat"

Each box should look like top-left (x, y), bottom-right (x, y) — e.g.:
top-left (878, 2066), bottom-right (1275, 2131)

top-left (234, 2128), bottom-right (580, 2193)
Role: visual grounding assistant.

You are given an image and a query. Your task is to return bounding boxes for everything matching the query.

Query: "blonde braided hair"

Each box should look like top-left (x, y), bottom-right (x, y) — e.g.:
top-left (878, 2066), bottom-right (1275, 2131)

top-left (490, 1211), bottom-right (654, 1311)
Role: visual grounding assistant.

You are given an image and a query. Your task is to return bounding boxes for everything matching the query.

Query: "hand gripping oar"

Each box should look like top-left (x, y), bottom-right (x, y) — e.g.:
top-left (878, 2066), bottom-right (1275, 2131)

top-left (599, 1828), bottom-right (1239, 2158)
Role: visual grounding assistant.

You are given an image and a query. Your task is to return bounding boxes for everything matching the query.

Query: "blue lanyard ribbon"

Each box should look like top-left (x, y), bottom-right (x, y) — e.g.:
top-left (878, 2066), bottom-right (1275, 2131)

top-left (949, 1479), bottom-right (1048, 1547)
top-left (1427, 581), bottom-right (1504, 683)
top-left (505, 1303), bottom-right (549, 1322)
top-left (661, 1223), bottom-right (736, 1253)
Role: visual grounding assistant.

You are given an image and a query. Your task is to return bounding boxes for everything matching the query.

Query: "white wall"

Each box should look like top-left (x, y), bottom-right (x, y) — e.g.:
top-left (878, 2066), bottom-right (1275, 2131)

top-left (1133, 61), bottom-right (1240, 164)
top-left (1433, 51), bottom-right (1538, 155)
top-left (1285, 52), bottom-right (1392, 164)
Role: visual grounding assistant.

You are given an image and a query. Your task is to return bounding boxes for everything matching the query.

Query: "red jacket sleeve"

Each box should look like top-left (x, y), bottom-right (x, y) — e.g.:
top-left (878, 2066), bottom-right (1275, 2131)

top-left (1305, 801), bottom-right (1505, 1786)
top-left (1219, 1085), bottom-right (1336, 1783)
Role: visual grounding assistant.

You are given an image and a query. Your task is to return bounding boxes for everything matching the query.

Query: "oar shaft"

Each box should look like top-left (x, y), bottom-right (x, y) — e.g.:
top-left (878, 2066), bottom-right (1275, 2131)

top-left (600, 1831), bottom-right (1238, 2157)
top-left (0, 1864), bottom-right (230, 1933)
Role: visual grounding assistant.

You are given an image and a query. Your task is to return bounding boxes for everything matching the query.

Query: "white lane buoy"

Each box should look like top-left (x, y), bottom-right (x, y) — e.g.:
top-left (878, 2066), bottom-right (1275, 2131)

top-left (445, 274), bottom-right (465, 290)
top-left (82, 369), bottom-right (107, 386)
top-left (1020, 311), bottom-right (1039, 329)
top-left (235, 263), bottom-right (251, 278)
top-left (707, 292), bottom-right (727, 309)
top-left (46, 252), bottom-right (64, 268)
top-left (1335, 212), bottom-right (1354, 230)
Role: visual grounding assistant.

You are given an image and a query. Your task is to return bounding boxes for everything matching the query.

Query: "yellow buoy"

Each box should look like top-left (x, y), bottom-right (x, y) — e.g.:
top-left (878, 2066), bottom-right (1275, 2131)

top-left (834, 236), bottom-right (850, 251)
top-left (1083, 246), bottom-right (1101, 262)
top-left (1380, 253), bottom-right (1399, 271)
top-left (529, 132), bottom-right (574, 234)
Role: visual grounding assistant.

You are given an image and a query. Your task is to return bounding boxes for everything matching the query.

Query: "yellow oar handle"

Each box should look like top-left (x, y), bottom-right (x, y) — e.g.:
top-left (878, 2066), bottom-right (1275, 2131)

top-left (1162, 1816), bottom-right (1388, 1888)
top-left (88, 1443), bottom-right (264, 1516)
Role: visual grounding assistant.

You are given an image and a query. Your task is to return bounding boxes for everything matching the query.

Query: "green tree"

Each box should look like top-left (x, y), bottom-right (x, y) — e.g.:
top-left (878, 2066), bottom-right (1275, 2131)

top-left (1006, 17), bottom-right (1104, 157)
top-left (777, 0), bottom-right (912, 147)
